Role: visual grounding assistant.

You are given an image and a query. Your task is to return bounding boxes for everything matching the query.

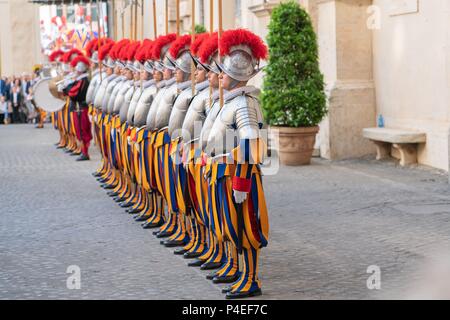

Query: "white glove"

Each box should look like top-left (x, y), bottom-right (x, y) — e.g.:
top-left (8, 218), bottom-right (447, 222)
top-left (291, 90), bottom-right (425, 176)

top-left (127, 136), bottom-right (132, 145)
top-left (233, 190), bottom-right (248, 204)
top-left (57, 84), bottom-right (65, 92)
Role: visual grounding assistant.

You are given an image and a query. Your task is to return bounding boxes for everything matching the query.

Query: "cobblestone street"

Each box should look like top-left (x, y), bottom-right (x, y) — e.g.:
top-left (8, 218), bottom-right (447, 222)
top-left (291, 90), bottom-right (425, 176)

top-left (1, 124), bottom-right (450, 300)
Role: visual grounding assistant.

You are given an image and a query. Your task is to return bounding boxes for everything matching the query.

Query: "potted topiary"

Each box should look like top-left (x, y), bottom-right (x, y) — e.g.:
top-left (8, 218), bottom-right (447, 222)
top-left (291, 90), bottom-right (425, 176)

top-left (261, 1), bottom-right (327, 166)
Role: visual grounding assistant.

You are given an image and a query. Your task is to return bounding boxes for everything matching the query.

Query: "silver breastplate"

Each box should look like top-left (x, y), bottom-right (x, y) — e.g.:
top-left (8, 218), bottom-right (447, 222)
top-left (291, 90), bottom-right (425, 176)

top-left (94, 75), bottom-right (115, 110)
top-left (205, 91), bottom-right (263, 157)
top-left (126, 86), bottom-right (143, 126)
top-left (200, 99), bottom-right (221, 152)
top-left (110, 80), bottom-right (130, 115)
top-left (103, 77), bottom-right (123, 113)
top-left (135, 84), bottom-right (157, 128)
top-left (154, 83), bottom-right (178, 130)
top-left (146, 86), bottom-right (167, 130)
top-left (86, 72), bottom-right (100, 105)
top-left (168, 87), bottom-right (193, 138)
top-left (181, 87), bottom-right (210, 143)
top-left (119, 84), bottom-right (136, 123)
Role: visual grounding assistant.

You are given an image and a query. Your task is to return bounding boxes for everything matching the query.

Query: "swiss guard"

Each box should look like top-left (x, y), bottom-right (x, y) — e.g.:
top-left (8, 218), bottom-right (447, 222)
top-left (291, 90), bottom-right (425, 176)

top-left (60, 54), bottom-right (93, 161)
top-left (203, 29), bottom-right (270, 299)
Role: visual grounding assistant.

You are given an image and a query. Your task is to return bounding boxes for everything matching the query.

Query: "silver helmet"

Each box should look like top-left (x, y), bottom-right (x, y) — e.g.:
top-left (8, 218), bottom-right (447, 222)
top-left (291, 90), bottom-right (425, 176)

top-left (216, 45), bottom-right (261, 82)
top-left (144, 60), bottom-right (154, 73)
top-left (91, 51), bottom-right (99, 64)
top-left (172, 50), bottom-right (192, 74)
top-left (103, 56), bottom-right (115, 68)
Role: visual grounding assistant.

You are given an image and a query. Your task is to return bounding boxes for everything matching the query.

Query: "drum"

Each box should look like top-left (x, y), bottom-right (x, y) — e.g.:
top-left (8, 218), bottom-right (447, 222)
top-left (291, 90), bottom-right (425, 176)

top-left (33, 77), bottom-right (66, 113)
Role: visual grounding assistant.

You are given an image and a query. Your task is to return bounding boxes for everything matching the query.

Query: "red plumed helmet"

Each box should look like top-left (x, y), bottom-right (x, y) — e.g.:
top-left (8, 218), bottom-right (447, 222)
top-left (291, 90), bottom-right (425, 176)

top-left (61, 48), bottom-right (84, 63)
top-left (152, 33), bottom-right (177, 60)
top-left (145, 41), bottom-right (155, 61)
top-left (198, 33), bottom-right (218, 64)
top-left (110, 39), bottom-right (130, 60)
top-left (135, 40), bottom-right (152, 63)
top-left (49, 49), bottom-right (64, 62)
top-left (191, 33), bottom-right (209, 57)
top-left (169, 34), bottom-right (191, 59)
top-left (219, 29), bottom-right (268, 60)
top-left (125, 41), bottom-right (141, 61)
top-left (98, 41), bottom-right (115, 61)
top-left (70, 55), bottom-right (91, 69)
top-left (85, 39), bottom-right (97, 58)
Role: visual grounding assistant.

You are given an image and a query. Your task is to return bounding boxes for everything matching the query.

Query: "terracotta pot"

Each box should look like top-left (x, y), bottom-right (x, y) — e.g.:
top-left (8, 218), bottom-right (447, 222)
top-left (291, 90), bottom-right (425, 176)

top-left (271, 126), bottom-right (319, 166)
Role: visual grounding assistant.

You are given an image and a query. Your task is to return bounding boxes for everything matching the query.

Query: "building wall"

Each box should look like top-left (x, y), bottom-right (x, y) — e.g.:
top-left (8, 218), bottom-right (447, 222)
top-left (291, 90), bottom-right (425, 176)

top-left (372, 0), bottom-right (450, 171)
top-left (0, 0), bottom-right (42, 77)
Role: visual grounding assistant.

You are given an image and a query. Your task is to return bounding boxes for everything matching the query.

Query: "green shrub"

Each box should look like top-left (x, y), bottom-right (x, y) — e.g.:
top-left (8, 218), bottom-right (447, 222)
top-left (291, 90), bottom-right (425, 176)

top-left (261, 1), bottom-right (327, 127)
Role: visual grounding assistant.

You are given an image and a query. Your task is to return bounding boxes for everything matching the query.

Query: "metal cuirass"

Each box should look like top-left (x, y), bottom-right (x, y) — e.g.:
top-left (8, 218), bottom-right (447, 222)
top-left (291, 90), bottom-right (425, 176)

top-left (205, 86), bottom-right (263, 157)
top-left (86, 70), bottom-right (99, 105)
top-left (93, 74), bottom-right (117, 110)
top-left (109, 79), bottom-right (130, 115)
top-left (146, 81), bottom-right (168, 130)
top-left (102, 76), bottom-right (124, 113)
top-left (91, 71), bottom-right (106, 108)
top-left (133, 80), bottom-right (157, 128)
top-left (153, 81), bottom-right (179, 130)
top-left (181, 84), bottom-right (211, 143)
top-left (168, 87), bottom-right (193, 138)
top-left (119, 82), bottom-right (136, 123)
top-left (199, 95), bottom-right (221, 153)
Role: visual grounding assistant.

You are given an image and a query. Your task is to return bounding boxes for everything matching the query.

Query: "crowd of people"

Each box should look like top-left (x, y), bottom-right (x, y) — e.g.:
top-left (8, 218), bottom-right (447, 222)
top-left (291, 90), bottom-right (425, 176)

top-left (0, 71), bottom-right (46, 127)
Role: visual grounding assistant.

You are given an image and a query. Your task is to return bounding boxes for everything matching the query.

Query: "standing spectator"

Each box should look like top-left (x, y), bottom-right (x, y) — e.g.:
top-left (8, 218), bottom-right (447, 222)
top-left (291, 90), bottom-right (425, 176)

top-left (0, 77), bottom-right (6, 97)
top-left (0, 95), bottom-right (9, 124)
top-left (22, 74), bottom-right (35, 122)
top-left (4, 78), bottom-right (12, 101)
top-left (10, 84), bottom-right (22, 123)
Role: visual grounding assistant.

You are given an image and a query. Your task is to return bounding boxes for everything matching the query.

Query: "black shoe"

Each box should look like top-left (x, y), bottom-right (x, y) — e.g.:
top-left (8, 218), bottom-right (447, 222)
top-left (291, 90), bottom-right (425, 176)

top-left (164, 240), bottom-right (185, 248)
top-left (213, 274), bottom-right (240, 284)
top-left (187, 259), bottom-right (204, 267)
top-left (114, 197), bottom-right (127, 203)
top-left (92, 172), bottom-right (102, 177)
top-left (206, 271), bottom-right (217, 280)
top-left (156, 231), bottom-right (173, 238)
top-left (142, 222), bottom-right (163, 229)
top-left (65, 149), bottom-right (73, 153)
top-left (70, 152), bottom-right (81, 156)
top-left (152, 230), bottom-right (160, 235)
top-left (120, 202), bottom-right (134, 208)
top-left (129, 208), bottom-right (144, 214)
top-left (183, 251), bottom-right (203, 259)
top-left (135, 215), bottom-right (150, 222)
top-left (107, 191), bottom-right (119, 197)
top-left (226, 289), bottom-right (262, 300)
top-left (222, 286), bottom-right (232, 294)
top-left (76, 154), bottom-right (90, 161)
top-left (200, 261), bottom-right (222, 270)
top-left (103, 184), bottom-right (116, 190)
top-left (174, 248), bottom-right (188, 255)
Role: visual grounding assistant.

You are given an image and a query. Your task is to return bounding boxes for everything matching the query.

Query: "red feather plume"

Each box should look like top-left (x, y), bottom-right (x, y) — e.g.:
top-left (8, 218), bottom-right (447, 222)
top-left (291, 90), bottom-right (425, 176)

top-left (49, 49), bottom-right (64, 62)
top-left (61, 48), bottom-right (84, 63)
top-left (125, 41), bottom-right (141, 61)
top-left (198, 33), bottom-right (218, 63)
top-left (110, 39), bottom-right (130, 60)
top-left (152, 33), bottom-right (177, 60)
top-left (70, 55), bottom-right (91, 68)
top-left (169, 34), bottom-right (191, 59)
top-left (135, 40), bottom-right (153, 63)
top-left (191, 33), bottom-right (209, 56)
top-left (219, 29), bottom-right (268, 60)
top-left (98, 41), bottom-right (115, 61)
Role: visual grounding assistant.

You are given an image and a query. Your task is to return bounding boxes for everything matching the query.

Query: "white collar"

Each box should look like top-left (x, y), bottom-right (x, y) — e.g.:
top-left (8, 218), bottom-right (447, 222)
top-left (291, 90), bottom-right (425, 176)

top-left (224, 86), bottom-right (257, 103)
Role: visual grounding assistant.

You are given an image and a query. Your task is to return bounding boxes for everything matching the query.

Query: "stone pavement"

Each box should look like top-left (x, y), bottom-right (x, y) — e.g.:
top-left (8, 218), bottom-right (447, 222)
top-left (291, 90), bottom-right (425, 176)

top-left (1, 124), bottom-right (450, 300)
